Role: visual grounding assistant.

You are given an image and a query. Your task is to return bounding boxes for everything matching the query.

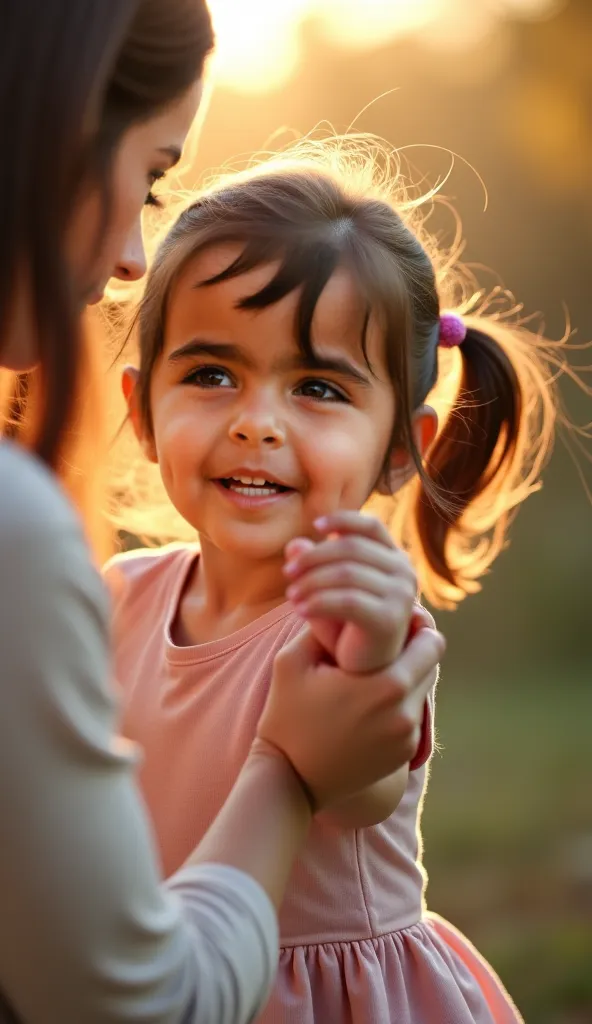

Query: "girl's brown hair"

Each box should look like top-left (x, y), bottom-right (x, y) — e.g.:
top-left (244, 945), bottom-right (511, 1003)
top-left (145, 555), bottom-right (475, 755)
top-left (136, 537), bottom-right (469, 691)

top-left (123, 145), bottom-right (556, 606)
top-left (0, 0), bottom-right (214, 557)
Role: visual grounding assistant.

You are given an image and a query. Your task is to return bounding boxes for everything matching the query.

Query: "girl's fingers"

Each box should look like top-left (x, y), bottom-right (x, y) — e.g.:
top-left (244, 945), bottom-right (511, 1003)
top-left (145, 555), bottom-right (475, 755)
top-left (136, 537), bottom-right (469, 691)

top-left (284, 537), bottom-right (315, 562)
top-left (284, 535), bottom-right (414, 584)
top-left (286, 562), bottom-right (391, 604)
top-left (314, 511), bottom-right (394, 548)
top-left (294, 589), bottom-right (395, 630)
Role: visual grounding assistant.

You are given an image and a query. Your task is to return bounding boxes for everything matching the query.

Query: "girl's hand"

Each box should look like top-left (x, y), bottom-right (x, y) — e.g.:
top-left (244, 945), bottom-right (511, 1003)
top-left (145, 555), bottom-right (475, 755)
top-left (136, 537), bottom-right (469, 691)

top-left (257, 621), bottom-right (444, 811)
top-left (284, 511), bottom-right (418, 674)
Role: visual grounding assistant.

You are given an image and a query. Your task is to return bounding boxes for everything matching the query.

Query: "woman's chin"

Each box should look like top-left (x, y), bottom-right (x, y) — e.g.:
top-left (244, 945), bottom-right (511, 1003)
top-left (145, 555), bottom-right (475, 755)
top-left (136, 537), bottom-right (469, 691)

top-left (0, 342), bottom-right (38, 373)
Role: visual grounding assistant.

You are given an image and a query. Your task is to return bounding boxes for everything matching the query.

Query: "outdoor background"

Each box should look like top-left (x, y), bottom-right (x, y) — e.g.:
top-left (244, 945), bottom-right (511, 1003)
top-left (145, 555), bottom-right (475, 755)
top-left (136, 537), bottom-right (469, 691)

top-left (153, 2), bottom-right (592, 1019)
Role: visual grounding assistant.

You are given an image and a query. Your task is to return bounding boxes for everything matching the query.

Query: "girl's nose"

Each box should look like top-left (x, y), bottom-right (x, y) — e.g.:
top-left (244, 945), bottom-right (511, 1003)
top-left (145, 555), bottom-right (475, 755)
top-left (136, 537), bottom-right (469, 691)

top-left (229, 400), bottom-right (286, 448)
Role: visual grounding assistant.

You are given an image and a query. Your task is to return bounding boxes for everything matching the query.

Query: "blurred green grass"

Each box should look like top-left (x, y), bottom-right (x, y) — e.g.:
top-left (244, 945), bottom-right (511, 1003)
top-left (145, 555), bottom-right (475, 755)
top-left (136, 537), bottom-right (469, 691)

top-left (423, 670), bottom-right (592, 1024)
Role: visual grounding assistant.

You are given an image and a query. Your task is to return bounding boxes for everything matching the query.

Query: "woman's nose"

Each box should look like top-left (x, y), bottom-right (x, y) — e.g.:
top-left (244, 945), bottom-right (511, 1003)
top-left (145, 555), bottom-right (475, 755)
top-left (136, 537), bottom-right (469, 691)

top-left (112, 218), bottom-right (147, 283)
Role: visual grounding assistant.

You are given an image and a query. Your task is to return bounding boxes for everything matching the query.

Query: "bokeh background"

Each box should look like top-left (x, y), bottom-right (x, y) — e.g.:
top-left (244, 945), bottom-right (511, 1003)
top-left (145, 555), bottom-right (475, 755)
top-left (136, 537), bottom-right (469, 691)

top-left (150, 1), bottom-right (592, 1019)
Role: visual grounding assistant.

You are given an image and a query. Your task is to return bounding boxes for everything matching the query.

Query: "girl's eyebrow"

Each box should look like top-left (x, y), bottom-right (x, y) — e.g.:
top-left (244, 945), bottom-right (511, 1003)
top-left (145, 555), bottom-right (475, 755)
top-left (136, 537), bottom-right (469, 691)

top-left (167, 339), bottom-right (372, 388)
top-left (168, 340), bottom-right (255, 367)
top-left (279, 352), bottom-right (372, 388)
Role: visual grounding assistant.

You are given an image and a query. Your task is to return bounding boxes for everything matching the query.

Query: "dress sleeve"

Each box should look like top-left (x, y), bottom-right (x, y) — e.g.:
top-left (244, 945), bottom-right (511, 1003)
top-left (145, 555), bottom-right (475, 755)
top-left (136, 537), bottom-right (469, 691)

top-left (0, 445), bottom-right (278, 1024)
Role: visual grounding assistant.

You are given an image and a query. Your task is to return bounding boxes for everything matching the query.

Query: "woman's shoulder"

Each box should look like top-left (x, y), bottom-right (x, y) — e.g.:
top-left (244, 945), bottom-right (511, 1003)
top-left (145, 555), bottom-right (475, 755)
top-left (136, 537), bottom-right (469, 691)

top-left (0, 442), bottom-right (110, 718)
top-left (0, 440), bottom-right (79, 537)
top-left (0, 441), bottom-right (102, 608)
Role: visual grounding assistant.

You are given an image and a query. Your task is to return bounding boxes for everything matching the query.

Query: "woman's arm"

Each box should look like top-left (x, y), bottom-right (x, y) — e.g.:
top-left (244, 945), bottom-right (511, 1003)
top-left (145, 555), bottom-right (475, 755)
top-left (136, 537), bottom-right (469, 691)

top-left (0, 446), bottom-right (287, 1024)
top-left (186, 743), bottom-right (311, 909)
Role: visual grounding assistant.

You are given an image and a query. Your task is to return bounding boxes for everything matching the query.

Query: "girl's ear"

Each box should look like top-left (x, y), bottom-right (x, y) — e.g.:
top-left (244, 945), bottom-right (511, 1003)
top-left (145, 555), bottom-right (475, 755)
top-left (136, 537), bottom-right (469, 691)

top-left (122, 366), bottom-right (158, 463)
top-left (377, 405), bottom-right (438, 496)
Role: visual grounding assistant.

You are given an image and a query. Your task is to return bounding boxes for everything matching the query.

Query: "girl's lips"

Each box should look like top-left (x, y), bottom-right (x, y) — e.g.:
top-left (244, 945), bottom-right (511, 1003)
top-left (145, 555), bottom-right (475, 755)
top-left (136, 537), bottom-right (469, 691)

top-left (212, 479), bottom-right (295, 511)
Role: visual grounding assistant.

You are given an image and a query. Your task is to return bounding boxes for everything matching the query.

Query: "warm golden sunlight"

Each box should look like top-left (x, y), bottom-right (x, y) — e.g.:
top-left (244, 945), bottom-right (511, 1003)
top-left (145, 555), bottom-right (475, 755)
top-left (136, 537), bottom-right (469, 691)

top-left (208, 0), bottom-right (565, 93)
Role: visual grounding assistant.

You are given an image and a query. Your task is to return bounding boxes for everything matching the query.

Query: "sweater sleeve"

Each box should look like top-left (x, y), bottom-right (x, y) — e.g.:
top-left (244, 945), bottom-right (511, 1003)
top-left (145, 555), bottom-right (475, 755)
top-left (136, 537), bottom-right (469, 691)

top-left (0, 444), bottom-right (278, 1024)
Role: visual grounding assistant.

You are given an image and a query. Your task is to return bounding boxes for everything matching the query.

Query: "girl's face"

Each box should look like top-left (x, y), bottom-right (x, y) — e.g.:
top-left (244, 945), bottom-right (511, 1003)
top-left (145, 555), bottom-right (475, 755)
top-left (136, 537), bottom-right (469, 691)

top-left (4, 80), bottom-right (203, 372)
top-left (129, 243), bottom-right (419, 563)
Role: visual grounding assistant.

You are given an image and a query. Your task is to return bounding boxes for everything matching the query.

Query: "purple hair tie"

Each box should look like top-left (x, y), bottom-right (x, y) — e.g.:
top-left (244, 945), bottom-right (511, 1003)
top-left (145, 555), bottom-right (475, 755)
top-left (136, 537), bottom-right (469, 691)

top-left (439, 312), bottom-right (466, 348)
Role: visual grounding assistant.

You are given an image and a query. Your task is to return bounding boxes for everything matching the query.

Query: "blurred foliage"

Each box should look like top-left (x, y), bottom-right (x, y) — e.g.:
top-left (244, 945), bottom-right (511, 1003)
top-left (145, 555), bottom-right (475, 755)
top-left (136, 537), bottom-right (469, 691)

top-left (424, 671), bottom-right (592, 1022)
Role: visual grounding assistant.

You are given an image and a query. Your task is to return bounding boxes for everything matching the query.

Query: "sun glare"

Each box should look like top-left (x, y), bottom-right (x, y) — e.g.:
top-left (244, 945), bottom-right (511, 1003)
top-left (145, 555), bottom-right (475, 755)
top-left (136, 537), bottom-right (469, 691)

top-left (208, 0), bottom-right (308, 94)
top-left (207, 0), bottom-right (565, 93)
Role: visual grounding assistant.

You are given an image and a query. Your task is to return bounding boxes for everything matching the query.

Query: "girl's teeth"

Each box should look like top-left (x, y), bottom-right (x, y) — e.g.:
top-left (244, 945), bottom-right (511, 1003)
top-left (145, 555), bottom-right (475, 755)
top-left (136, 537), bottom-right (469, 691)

top-left (222, 475), bottom-right (287, 496)
top-left (236, 476), bottom-right (267, 486)
top-left (230, 484), bottom-right (278, 497)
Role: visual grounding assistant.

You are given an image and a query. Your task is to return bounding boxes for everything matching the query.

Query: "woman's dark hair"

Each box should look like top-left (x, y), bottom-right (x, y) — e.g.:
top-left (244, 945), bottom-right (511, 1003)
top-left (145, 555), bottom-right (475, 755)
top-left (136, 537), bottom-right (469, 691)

top-left (0, 0), bottom-right (214, 469)
top-left (129, 151), bottom-right (556, 606)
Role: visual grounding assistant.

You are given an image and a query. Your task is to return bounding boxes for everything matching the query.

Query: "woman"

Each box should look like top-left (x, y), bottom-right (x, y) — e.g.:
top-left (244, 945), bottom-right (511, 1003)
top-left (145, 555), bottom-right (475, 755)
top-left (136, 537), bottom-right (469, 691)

top-left (0, 3), bottom-right (444, 1023)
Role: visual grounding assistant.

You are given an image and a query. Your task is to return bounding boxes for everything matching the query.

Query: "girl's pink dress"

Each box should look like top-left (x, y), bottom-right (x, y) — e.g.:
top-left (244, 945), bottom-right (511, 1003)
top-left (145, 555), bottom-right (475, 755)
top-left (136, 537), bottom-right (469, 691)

top-left (108, 545), bottom-right (523, 1023)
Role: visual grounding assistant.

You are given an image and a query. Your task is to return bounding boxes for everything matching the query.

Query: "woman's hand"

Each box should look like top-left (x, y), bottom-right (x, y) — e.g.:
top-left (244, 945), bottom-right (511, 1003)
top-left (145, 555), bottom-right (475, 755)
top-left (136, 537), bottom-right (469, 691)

top-left (284, 511), bottom-right (418, 674)
top-left (256, 620), bottom-right (444, 812)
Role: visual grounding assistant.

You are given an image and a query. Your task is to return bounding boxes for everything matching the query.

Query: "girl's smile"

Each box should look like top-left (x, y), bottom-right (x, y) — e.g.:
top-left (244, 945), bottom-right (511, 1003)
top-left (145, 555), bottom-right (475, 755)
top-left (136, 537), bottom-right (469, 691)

top-left (212, 471), bottom-right (297, 510)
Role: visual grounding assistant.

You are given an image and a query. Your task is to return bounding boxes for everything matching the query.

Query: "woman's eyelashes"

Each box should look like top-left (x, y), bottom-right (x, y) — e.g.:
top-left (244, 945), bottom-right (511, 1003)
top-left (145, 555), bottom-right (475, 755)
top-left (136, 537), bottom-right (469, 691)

top-left (179, 365), bottom-right (350, 403)
top-left (144, 169), bottom-right (167, 208)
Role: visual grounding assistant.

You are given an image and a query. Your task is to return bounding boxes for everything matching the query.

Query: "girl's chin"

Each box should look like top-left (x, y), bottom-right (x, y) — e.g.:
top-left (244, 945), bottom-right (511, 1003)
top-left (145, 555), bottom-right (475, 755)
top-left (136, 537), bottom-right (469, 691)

top-left (205, 530), bottom-right (290, 563)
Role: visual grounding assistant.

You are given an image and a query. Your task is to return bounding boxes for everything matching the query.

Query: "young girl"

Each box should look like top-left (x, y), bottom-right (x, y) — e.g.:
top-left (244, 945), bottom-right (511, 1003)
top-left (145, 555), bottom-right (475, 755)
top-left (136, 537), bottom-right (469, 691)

top-left (107, 146), bottom-right (556, 1022)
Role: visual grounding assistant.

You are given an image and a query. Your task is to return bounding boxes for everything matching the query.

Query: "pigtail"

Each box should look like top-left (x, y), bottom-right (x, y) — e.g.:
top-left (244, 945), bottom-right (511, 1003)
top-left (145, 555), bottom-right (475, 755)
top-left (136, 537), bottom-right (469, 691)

top-left (413, 317), bottom-right (556, 607)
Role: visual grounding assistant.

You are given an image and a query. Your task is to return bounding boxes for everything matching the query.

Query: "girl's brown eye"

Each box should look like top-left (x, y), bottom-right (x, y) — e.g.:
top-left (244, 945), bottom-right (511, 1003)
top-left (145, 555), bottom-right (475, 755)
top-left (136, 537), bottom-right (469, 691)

top-left (294, 379), bottom-right (348, 402)
top-left (182, 366), bottom-right (234, 389)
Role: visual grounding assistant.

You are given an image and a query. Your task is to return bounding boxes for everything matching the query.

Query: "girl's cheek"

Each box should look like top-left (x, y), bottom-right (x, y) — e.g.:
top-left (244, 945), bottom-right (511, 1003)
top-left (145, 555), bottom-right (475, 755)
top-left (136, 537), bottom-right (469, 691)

top-left (304, 428), bottom-right (354, 470)
top-left (306, 429), bottom-right (376, 488)
top-left (156, 412), bottom-right (197, 454)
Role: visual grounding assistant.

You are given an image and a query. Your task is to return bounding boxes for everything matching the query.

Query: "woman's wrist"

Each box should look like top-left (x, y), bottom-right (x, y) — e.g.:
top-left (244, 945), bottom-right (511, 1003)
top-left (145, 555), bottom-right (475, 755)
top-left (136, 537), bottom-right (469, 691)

top-left (248, 737), bottom-right (316, 818)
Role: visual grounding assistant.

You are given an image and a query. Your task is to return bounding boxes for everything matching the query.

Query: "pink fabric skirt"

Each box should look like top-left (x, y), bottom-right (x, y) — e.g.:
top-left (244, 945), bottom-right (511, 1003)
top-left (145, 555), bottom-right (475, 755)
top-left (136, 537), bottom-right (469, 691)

top-left (260, 914), bottom-right (522, 1023)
